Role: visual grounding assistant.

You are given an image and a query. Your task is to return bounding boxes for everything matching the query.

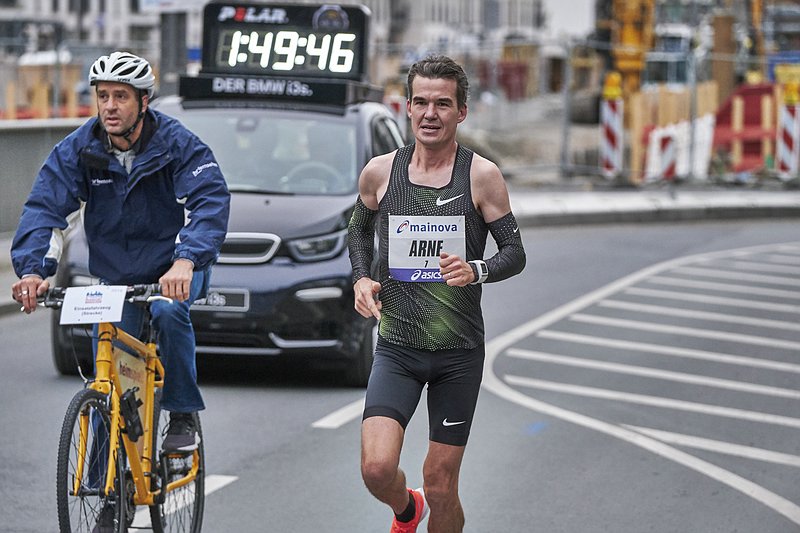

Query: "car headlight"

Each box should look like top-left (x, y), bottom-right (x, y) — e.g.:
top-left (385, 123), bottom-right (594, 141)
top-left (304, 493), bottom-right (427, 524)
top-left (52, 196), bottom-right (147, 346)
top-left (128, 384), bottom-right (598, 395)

top-left (286, 229), bottom-right (348, 262)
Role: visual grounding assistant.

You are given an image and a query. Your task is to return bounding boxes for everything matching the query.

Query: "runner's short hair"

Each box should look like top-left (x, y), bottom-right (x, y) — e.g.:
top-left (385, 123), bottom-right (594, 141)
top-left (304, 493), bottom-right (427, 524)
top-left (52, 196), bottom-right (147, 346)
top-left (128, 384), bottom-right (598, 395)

top-left (407, 55), bottom-right (469, 109)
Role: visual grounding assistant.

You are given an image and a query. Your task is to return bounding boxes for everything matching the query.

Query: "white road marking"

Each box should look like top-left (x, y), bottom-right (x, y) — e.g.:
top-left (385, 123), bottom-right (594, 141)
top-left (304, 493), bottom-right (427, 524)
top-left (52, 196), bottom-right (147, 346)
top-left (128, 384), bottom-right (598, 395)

top-left (671, 266), bottom-right (800, 287)
top-left (763, 253), bottom-right (800, 263)
top-left (623, 287), bottom-right (800, 314)
top-left (598, 299), bottom-right (800, 331)
top-left (536, 330), bottom-right (800, 374)
top-left (647, 276), bottom-right (800, 299)
top-left (623, 425), bottom-right (800, 468)
top-left (130, 474), bottom-right (238, 529)
top-left (505, 348), bottom-right (800, 399)
top-left (204, 474), bottom-right (238, 493)
top-left (482, 241), bottom-right (800, 526)
top-left (504, 375), bottom-right (800, 428)
top-left (570, 313), bottom-right (800, 351)
top-left (774, 244), bottom-right (800, 255)
top-left (312, 397), bottom-right (365, 429)
top-left (708, 260), bottom-right (800, 275)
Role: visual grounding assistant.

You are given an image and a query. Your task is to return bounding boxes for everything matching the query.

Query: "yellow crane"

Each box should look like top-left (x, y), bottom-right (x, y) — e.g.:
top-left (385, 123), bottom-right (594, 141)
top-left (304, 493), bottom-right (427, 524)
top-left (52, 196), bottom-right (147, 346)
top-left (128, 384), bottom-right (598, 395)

top-left (746, 0), bottom-right (765, 80)
top-left (610, 0), bottom-right (655, 95)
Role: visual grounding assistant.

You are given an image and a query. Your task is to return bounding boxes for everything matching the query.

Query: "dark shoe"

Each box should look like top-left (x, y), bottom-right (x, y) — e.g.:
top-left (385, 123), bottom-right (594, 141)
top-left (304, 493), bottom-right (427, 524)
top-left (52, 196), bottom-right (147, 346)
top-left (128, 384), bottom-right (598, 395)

top-left (162, 412), bottom-right (200, 453)
top-left (91, 503), bottom-right (115, 533)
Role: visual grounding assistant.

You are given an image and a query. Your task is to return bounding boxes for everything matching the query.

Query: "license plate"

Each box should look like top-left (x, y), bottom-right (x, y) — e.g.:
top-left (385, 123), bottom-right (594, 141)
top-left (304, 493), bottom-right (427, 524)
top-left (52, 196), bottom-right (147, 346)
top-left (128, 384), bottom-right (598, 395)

top-left (191, 288), bottom-right (250, 312)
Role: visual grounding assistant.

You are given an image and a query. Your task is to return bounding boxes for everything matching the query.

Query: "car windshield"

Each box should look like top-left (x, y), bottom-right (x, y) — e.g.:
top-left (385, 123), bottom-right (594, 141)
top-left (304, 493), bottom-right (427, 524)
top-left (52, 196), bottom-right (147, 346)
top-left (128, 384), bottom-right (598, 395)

top-left (178, 110), bottom-right (358, 195)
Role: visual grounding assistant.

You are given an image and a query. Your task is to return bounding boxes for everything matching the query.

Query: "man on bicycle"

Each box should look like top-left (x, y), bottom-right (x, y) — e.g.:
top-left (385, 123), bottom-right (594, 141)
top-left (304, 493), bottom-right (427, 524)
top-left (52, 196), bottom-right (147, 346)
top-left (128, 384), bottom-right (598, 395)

top-left (10, 51), bottom-right (230, 456)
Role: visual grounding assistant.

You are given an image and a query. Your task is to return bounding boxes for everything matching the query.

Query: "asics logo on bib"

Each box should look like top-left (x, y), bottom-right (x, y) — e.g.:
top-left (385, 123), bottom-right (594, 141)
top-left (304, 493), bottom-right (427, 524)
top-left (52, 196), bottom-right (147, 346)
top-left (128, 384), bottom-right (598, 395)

top-left (435, 194), bottom-right (464, 206)
top-left (411, 270), bottom-right (442, 281)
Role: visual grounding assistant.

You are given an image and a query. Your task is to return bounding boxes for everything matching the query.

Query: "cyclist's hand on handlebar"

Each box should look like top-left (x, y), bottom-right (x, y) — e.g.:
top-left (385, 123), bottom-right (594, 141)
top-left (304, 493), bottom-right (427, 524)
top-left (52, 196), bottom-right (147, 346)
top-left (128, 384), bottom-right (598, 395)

top-left (159, 259), bottom-right (194, 302)
top-left (12, 275), bottom-right (49, 314)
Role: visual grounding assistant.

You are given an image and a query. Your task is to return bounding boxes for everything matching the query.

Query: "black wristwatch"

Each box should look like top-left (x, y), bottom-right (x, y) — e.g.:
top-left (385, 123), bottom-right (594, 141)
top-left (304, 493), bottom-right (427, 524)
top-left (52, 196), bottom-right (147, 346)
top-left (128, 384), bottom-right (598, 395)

top-left (468, 260), bottom-right (488, 284)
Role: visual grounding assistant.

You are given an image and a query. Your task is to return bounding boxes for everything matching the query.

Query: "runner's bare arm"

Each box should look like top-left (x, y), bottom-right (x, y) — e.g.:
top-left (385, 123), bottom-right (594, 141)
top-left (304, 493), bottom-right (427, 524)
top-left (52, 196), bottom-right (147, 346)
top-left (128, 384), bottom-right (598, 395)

top-left (357, 152), bottom-right (395, 210)
top-left (470, 153), bottom-right (512, 222)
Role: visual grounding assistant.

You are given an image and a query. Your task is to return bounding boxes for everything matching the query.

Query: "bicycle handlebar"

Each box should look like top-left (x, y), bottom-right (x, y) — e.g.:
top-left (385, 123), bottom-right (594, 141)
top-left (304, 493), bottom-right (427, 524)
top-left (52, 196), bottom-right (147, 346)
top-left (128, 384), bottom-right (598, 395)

top-left (38, 283), bottom-right (165, 309)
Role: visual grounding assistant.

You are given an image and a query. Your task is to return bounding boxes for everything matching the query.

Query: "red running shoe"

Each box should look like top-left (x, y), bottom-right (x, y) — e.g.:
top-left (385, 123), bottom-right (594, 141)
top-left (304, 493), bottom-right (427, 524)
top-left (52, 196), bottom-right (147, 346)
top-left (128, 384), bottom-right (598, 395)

top-left (390, 488), bottom-right (428, 532)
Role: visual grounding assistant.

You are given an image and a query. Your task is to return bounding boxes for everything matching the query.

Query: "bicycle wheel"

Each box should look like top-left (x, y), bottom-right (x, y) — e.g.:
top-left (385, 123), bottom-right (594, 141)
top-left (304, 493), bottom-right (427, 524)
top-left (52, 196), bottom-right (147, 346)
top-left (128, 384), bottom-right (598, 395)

top-left (149, 398), bottom-right (205, 533)
top-left (56, 388), bottom-right (127, 533)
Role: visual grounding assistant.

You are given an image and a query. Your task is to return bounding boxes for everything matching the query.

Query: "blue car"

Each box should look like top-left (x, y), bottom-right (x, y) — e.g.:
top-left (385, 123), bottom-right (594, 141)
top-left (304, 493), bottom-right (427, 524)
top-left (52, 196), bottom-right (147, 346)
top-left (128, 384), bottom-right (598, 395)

top-left (52, 93), bottom-right (406, 386)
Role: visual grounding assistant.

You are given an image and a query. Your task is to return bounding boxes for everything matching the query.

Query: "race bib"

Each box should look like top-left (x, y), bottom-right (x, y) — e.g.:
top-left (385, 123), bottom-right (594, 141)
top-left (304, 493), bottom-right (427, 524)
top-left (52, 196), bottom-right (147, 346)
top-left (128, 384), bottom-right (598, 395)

top-left (59, 285), bottom-right (126, 324)
top-left (388, 215), bottom-right (466, 282)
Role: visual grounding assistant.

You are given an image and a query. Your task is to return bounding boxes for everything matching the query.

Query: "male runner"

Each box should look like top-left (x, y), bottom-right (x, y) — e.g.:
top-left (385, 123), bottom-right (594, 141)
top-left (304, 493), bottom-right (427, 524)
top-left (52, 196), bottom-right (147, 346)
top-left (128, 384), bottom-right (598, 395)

top-left (348, 55), bottom-right (526, 532)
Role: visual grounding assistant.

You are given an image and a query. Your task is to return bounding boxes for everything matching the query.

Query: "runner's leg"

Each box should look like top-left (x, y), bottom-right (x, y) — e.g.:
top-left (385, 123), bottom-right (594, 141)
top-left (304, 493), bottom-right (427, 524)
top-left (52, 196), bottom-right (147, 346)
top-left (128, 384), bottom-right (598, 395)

top-left (361, 340), bottom-right (426, 513)
top-left (423, 441), bottom-right (466, 533)
top-left (361, 416), bottom-right (410, 513)
top-left (423, 344), bottom-right (484, 532)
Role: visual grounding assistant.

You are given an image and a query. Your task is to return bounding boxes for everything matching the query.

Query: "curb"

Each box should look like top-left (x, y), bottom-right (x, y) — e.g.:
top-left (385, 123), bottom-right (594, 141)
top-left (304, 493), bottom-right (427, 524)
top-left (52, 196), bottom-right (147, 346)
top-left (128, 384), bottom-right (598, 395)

top-left (516, 204), bottom-right (800, 227)
top-left (508, 189), bottom-right (800, 228)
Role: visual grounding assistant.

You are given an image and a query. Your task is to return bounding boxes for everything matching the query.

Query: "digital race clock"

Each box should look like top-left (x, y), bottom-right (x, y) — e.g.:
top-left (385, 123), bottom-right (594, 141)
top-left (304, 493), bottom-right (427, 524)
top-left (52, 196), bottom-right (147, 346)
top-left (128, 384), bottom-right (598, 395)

top-left (201, 3), bottom-right (369, 81)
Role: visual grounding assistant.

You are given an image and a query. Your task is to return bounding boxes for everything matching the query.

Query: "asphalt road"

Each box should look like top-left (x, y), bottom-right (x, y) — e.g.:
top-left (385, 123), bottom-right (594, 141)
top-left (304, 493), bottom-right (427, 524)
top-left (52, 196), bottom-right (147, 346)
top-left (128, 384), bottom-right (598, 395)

top-left (1, 220), bottom-right (799, 532)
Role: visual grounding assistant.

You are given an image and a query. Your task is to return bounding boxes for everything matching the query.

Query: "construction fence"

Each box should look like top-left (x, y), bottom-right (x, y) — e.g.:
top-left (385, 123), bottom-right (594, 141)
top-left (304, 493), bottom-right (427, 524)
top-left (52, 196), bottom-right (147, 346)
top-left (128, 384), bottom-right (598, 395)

top-left (600, 79), bottom-right (800, 186)
top-left (421, 38), bottom-right (800, 188)
top-left (3, 35), bottom-right (800, 187)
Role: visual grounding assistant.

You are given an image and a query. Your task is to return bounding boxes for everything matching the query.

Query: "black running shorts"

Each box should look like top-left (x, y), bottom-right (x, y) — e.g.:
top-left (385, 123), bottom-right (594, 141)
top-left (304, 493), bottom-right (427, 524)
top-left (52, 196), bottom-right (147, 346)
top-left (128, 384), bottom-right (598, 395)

top-left (362, 338), bottom-right (485, 446)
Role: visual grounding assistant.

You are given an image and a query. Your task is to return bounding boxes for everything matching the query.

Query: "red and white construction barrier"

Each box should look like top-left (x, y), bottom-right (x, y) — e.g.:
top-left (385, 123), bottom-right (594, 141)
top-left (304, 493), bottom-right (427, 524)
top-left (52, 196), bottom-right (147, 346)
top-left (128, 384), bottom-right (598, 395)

top-left (600, 98), bottom-right (623, 179)
top-left (645, 125), bottom-right (677, 182)
top-left (645, 115), bottom-right (715, 182)
top-left (659, 133), bottom-right (677, 181)
top-left (776, 103), bottom-right (800, 180)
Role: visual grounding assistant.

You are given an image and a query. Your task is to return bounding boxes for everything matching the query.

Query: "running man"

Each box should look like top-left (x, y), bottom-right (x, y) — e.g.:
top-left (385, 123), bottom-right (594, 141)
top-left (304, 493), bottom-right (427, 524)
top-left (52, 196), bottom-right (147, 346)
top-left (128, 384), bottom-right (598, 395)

top-left (348, 55), bottom-right (526, 532)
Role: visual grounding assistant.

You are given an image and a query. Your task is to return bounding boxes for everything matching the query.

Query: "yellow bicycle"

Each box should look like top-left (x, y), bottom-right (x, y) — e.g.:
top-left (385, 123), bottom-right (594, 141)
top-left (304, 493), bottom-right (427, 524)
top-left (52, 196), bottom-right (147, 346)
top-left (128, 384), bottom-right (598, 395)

top-left (42, 284), bottom-right (204, 532)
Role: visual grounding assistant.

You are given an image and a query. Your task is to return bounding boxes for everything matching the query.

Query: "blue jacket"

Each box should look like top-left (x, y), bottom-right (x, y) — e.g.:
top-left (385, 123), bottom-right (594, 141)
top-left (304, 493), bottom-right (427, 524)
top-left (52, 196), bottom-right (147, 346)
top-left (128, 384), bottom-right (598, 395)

top-left (12, 109), bottom-right (230, 284)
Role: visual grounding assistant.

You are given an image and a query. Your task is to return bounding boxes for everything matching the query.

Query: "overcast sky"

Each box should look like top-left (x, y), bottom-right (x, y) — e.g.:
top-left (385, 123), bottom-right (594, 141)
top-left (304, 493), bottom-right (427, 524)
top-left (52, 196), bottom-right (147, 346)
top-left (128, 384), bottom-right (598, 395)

top-left (544, 0), bottom-right (595, 37)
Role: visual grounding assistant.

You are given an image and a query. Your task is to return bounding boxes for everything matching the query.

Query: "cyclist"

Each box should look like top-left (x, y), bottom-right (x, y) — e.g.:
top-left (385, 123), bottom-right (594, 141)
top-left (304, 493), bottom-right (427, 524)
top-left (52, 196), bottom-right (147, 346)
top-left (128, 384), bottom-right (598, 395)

top-left (10, 51), bottom-right (230, 459)
top-left (348, 55), bottom-right (526, 532)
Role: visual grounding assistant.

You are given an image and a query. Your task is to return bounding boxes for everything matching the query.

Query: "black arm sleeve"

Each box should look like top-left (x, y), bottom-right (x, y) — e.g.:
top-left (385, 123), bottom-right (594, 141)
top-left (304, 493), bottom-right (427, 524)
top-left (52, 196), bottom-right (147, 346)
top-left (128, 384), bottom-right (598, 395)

top-left (348, 196), bottom-right (378, 283)
top-left (485, 211), bottom-right (526, 283)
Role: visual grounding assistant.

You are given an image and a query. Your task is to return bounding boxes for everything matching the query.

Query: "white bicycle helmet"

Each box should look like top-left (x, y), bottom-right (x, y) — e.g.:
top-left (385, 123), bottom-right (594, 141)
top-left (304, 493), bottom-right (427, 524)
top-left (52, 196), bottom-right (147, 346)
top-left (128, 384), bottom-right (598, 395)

top-left (89, 51), bottom-right (155, 98)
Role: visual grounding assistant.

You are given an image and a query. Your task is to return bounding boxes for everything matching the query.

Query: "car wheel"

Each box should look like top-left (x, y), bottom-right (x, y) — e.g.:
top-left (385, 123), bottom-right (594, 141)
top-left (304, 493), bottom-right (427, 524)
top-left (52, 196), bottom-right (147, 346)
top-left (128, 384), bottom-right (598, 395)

top-left (50, 311), bottom-right (92, 376)
top-left (344, 322), bottom-right (376, 387)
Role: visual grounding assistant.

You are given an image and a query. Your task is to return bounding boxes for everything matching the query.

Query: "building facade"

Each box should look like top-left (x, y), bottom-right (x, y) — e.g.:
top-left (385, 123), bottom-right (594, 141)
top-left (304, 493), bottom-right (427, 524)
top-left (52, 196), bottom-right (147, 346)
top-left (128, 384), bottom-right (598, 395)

top-left (0, 0), bottom-right (553, 113)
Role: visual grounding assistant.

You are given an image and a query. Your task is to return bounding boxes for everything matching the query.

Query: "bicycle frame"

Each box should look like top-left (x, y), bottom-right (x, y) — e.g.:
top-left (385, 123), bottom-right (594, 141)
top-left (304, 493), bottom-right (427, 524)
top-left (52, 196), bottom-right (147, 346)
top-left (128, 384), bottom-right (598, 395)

top-left (75, 320), bottom-right (200, 507)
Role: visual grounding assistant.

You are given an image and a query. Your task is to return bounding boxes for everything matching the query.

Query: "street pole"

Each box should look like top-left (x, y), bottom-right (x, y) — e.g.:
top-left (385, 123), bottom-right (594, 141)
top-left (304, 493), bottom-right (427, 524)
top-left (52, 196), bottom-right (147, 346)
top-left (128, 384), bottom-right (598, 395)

top-left (159, 11), bottom-right (187, 96)
top-left (559, 39), bottom-right (573, 178)
top-left (688, 47), bottom-right (697, 184)
top-left (52, 43), bottom-right (62, 119)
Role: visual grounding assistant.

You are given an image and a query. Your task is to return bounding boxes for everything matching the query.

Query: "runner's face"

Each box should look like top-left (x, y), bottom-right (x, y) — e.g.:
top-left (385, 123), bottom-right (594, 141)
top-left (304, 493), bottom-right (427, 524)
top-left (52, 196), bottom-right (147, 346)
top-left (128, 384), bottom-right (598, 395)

top-left (95, 81), bottom-right (147, 138)
top-left (407, 76), bottom-right (466, 147)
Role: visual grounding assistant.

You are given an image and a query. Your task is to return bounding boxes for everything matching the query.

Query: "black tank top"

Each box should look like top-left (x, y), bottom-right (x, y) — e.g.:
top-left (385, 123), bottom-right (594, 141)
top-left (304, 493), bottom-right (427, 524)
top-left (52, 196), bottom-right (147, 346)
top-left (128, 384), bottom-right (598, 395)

top-left (377, 144), bottom-right (488, 350)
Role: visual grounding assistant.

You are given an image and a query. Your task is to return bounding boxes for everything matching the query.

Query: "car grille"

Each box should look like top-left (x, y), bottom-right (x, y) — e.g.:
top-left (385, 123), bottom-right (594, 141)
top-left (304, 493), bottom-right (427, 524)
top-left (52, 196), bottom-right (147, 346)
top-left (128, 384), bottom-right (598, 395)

top-left (218, 232), bottom-right (281, 264)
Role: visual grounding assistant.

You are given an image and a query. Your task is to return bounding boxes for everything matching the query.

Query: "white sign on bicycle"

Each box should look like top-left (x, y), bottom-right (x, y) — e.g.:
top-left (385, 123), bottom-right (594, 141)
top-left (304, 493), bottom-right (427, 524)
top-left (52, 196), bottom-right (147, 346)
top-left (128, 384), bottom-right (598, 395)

top-left (59, 285), bottom-right (127, 324)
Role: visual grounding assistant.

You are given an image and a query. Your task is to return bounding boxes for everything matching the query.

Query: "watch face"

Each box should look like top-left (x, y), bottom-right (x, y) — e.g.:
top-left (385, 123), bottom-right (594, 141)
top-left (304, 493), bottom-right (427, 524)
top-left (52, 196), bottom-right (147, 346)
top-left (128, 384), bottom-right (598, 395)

top-left (202, 3), bottom-right (369, 81)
